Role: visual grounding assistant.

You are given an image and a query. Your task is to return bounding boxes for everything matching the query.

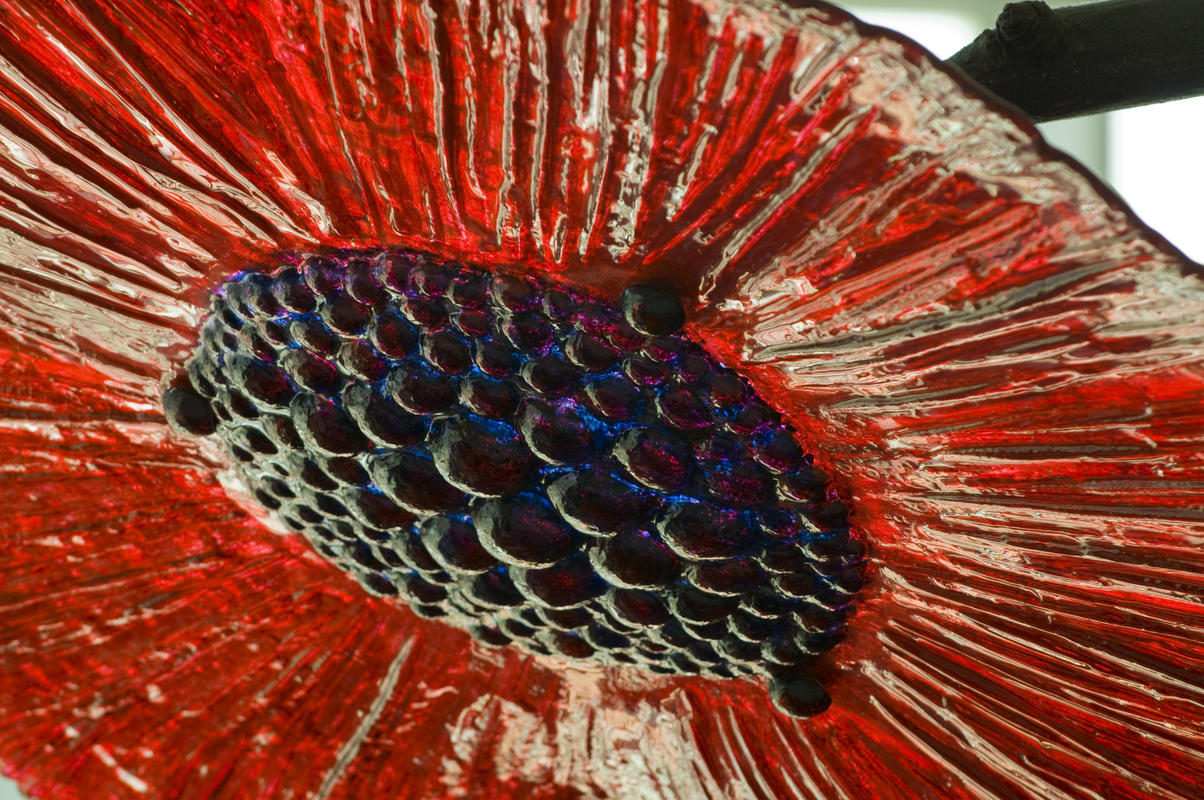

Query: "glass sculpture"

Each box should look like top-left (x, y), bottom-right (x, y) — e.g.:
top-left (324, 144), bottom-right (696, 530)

top-left (0, 0), bottom-right (1201, 798)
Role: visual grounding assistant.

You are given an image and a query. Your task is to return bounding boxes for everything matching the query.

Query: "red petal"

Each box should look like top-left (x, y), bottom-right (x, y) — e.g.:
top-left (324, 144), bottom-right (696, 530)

top-left (1, 0), bottom-right (1203, 798)
top-left (0, 346), bottom-right (579, 798)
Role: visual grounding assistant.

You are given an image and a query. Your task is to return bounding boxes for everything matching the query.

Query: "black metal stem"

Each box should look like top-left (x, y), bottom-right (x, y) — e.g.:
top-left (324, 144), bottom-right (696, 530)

top-left (947, 0), bottom-right (1204, 122)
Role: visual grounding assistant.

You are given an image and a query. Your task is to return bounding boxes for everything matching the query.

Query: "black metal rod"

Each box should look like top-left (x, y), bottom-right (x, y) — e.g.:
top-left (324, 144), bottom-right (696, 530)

top-left (947, 0), bottom-right (1204, 122)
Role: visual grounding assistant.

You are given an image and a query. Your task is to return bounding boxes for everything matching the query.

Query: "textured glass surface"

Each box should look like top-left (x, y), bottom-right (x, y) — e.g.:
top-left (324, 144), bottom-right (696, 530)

top-left (0, 1), bottom-right (1202, 798)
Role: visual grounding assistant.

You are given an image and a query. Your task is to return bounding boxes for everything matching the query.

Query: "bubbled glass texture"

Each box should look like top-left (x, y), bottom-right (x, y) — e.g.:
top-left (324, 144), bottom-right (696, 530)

top-left (0, 1), bottom-right (1202, 799)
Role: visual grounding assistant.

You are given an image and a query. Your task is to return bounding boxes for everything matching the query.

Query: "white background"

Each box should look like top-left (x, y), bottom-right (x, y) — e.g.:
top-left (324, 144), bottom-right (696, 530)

top-left (2, 3), bottom-right (1201, 799)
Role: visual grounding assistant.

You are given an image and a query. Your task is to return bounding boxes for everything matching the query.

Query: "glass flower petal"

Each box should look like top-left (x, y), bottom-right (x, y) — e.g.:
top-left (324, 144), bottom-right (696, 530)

top-left (1, 0), bottom-right (1202, 798)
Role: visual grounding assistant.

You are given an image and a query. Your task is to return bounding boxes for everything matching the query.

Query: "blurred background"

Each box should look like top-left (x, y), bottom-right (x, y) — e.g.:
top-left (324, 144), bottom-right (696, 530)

top-left (1, 2), bottom-right (1200, 798)
top-left (843, 0), bottom-right (1204, 262)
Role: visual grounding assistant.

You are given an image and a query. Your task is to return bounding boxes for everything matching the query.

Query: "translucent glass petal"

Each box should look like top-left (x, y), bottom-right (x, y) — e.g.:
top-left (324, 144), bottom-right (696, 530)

top-left (1, 0), bottom-right (1202, 798)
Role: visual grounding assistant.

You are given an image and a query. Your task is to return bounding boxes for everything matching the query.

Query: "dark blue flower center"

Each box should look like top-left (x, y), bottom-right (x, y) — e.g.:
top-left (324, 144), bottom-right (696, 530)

top-left (163, 249), bottom-right (866, 718)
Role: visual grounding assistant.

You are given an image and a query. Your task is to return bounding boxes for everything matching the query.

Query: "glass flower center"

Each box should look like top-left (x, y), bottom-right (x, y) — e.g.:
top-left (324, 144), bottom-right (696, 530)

top-left (164, 249), bottom-right (866, 717)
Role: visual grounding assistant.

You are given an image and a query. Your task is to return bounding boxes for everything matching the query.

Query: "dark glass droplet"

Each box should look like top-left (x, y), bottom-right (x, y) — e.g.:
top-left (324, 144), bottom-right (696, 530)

top-left (224, 389), bottom-right (261, 420)
top-left (585, 624), bottom-right (631, 651)
top-left (228, 355), bottom-right (293, 408)
top-left (581, 373), bottom-right (644, 421)
top-left (408, 257), bottom-right (454, 297)
top-left (289, 393), bottom-right (367, 455)
top-left (319, 454), bottom-right (371, 487)
top-left (520, 355), bottom-right (579, 396)
top-left (473, 339), bottom-right (519, 378)
top-left (606, 589), bottom-right (672, 627)
top-left (385, 529), bottom-right (442, 573)
top-left (336, 340), bottom-right (386, 381)
top-left (272, 267), bottom-right (316, 313)
top-left (614, 428), bottom-right (693, 492)
top-left (728, 611), bottom-right (780, 643)
top-left (375, 251), bottom-right (412, 295)
top-left (623, 355), bottom-right (670, 387)
top-left (162, 385), bottom-right (217, 435)
top-left (752, 427), bottom-right (805, 473)
top-left (655, 387), bottom-right (712, 430)
top-left (343, 383), bottom-right (427, 448)
top-left (548, 631), bottom-right (594, 659)
top-left (769, 675), bottom-right (830, 719)
top-left (470, 625), bottom-right (512, 648)
top-left (261, 414), bottom-right (303, 450)
top-left (726, 400), bottom-right (776, 436)
top-left (297, 458), bottom-right (339, 491)
top-left (302, 255), bottom-right (342, 296)
top-left (588, 531), bottom-right (682, 589)
top-left (423, 516), bottom-right (498, 574)
top-left (396, 572), bottom-right (449, 605)
top-left (538, 605), bottom-right (592, 630)
top-left (756, 541), bottom-right (811, 574)
top-left (320, 295), bottom-right (371, 335)
top-left (459, 375), bottom-right (520, 419)
top-left (546, 469), bottom-right (655, 538)
top-left (687, 558), bottom-right (762, 597)
top-left (620, 283), bottom-right (685, 336)
top-left (428, 414), bottom-right (533, 497)
top-left (362, 572), bottom-right (400, 598)
top-left (386, 361), bottom-right (458, 415)
top-left (344, 257), bottom-right (384, 306)
top-left (542, 287), bottom-right (581, 322)
top-left (289, 317), bottom-right (337, 357)
top-left (657, 502), bottom-right (754, 561)
top-left (367, 449), bottom-right (467, 515)
top-left (715, 636), bottom-right (763, 667)
top-left (513, 554), bottom-right (607, 609)
top-left (490, 273), bottom-right (541, 312)
top-left (705, 371), bottom-right (746, 408)
top-left (474, 494), bottom-right (577, 567)
top-left (421, 329), bottom-right (473, 375)
top-left (367, 309), bottom-right (418, 359)
top-left (453, 309), bottom-right (492, 339)
top-left (448, 271), bottom-right (489, 308)
top-left (231, 426), bottom-right (277, 456)
top-left (345, 488), bottom-right (414, 530)
top-left (669, 586), bottom-right (738, 624)
top-left (564, 331), bottom-right (619, 372)
top-left (280, 348), bottom-right (339, 393)
top-left (465, 568), bottom-right (525, 609)
top-left (772, 571), bottom-right (821, 601)
top-left (742, 589), bottom-right (796, 620)
top-left (236, 271), bottom-right (280, 317)
top-left (518, 398), bottom-right (595, 465)
top-left (777, 465), bottom-right (828, 504)
top-left (236, 326), bottom-right (275, 361)
top-left (500, 312), bottom-right (555, 354)
top-left (762, 637), bottom-right (813, 667)
top-left (702, 459), bottom-right (775, 509)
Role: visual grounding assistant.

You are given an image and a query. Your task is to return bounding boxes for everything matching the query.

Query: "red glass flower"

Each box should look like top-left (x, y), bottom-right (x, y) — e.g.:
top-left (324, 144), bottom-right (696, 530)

top-left (2, 1), bottom-right (1203, 798)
